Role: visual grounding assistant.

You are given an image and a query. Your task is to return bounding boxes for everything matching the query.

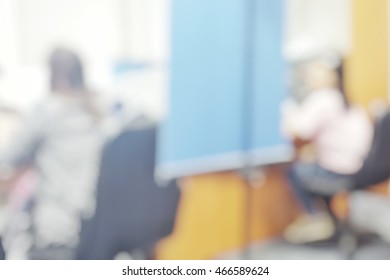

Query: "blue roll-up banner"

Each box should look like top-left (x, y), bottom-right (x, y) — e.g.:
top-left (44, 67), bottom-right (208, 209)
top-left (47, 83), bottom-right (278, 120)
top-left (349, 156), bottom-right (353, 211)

top-left (157, 0), bottom-right (292, 180)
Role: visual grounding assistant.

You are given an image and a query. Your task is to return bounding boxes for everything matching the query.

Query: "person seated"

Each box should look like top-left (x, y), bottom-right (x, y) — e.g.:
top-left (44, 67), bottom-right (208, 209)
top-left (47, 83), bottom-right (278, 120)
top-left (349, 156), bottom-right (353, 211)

top-left (280, 56), bottom-right (373, 244)
top-left (0, 48), bottom-right (105, 259)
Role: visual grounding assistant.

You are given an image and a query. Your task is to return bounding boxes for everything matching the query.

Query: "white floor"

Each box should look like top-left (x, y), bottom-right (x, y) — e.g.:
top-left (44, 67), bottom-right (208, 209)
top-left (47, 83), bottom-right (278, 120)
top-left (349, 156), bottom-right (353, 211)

top-left (220, 238), bottom-right (390, 260)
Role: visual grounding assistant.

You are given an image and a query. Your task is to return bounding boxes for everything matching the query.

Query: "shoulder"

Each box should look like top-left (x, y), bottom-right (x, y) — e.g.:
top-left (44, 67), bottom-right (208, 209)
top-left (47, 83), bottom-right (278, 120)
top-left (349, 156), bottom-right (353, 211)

top-left (304, 88), bottom-right (345, 109)
top-left (308, 88), bottom-right (343, 102)
top-left (348, 106), bottom-right (371, 123)
top-left (26, 95), bottom-right (66, 124)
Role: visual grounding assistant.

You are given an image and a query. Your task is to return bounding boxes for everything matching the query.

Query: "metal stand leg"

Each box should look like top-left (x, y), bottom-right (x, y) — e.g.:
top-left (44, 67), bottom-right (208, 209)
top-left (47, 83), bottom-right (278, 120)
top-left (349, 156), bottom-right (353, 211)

top-left (240, 168), bottom-right (266, 260)
top-left (242, 177), bottom-right (253, 259)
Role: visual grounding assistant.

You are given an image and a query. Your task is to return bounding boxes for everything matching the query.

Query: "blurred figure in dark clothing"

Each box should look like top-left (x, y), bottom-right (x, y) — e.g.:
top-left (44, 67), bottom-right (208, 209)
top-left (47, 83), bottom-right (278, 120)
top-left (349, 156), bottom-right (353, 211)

top-left (77, 118), bottom-right (180, 260)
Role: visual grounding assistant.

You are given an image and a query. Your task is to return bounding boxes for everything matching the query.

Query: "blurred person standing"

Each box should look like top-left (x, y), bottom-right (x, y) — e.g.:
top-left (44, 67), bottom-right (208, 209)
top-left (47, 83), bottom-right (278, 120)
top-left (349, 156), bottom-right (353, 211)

top-left (280, 57), bottom-right (373, 243)
top-left (0, 48), bottom-right (104, 259)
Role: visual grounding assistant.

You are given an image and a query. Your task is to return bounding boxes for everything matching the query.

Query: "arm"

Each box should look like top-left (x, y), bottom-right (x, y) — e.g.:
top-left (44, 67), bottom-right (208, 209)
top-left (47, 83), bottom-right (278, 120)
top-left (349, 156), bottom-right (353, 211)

top-left (281, 90), bottom-right (344, 141)
top-left (0, 105), bottom-right (46, 188)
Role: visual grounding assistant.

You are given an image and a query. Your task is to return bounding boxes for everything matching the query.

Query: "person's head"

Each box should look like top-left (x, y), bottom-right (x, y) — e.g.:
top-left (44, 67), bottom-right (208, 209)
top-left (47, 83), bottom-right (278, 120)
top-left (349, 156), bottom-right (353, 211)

top-left (49, 48), bottom-right (85, 93)
top-left (48, 48), bottom-right (103, 121)
top-left (303, 59), bottom-right (339, 92)
top-left (302, 55), bottom-right (349, 108)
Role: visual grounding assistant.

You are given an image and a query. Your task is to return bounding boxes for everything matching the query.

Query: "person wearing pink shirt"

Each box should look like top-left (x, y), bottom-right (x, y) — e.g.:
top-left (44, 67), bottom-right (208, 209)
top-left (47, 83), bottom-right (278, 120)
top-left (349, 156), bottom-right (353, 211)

top-left (281, 58), bottom-right (373, 243)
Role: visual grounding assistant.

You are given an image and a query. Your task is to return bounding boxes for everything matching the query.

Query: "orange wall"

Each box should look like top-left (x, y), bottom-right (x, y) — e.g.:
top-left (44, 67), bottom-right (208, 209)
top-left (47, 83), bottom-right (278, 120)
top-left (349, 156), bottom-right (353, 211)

top-left (156, 167), bottom-right (300, 260)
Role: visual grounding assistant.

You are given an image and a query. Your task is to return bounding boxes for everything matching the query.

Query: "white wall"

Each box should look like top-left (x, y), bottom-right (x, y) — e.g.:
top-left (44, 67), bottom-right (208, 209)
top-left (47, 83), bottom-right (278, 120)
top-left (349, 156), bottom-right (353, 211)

top-left (115, 0), bottom-right (171, 120)
top-left (120, 0), bottom-right (170, 63)
top-left (0, 0), bottom-right (20, 68)
top-left (18, 0), bottom-right (123, 64)
top-left (0, 0), bottom-right (46, 112)
top-left (284, 0), bottom-right (352, 62)
top-left (0, 0), bottom-right (171, 116)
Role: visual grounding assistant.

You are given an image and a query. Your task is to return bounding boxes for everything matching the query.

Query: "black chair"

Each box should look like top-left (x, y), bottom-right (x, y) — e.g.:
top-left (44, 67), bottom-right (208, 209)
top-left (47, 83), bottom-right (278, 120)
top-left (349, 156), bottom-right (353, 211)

top-left (77, 126), bottom-right (181, 260)
top-left (311, 109), bottom-right (390, 259)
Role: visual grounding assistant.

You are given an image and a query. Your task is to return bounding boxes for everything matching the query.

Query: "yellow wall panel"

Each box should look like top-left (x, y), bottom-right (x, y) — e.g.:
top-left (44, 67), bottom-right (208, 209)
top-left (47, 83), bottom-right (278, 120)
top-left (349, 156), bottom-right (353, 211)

top-left (345, 0), bottom-right (389, 106)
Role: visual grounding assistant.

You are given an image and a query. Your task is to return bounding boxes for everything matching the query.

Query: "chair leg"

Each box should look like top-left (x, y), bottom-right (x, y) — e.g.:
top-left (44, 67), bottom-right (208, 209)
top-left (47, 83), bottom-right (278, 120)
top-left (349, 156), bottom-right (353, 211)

top-left (338, 221), bottom-right (358, 259)
top-left (322, 196), bottom-right (358, 259)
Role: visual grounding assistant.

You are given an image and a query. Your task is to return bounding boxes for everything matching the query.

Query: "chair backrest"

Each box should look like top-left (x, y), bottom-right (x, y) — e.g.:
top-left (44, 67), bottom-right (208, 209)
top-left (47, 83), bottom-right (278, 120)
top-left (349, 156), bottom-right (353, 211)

top-left (77, 126), bottom-right (181, 259)
top-left (353, 110), bottom-right (390, 188)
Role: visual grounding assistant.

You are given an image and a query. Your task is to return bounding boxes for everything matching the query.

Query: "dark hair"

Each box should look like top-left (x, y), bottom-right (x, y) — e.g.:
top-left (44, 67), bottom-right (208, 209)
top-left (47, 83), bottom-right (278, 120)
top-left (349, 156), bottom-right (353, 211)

top-left (48, 48), bottom-right (101, 121)
top-left (336, 60), bottom-right (350, 108)
top-left (49, 48), bottom-right (86, 92)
